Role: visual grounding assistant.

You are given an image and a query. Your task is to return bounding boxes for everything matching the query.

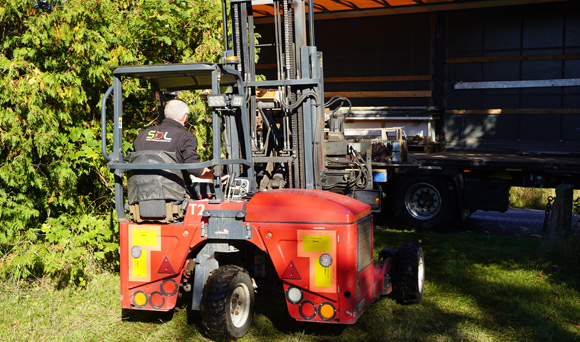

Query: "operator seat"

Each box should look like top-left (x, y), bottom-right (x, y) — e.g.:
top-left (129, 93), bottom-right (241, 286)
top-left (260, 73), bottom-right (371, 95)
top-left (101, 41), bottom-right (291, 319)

top-left (127, 150), bottom-right (188, 223)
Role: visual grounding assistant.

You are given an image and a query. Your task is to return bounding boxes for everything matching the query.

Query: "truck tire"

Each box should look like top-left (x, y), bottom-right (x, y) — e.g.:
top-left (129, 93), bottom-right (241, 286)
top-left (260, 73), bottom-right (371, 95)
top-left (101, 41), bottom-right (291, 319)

top-left (393, 175), bottom-right (456, 230)
top-left (201, 265), bottom-right (254, 341)
top-left (390, 243), bottom-right (424, 304)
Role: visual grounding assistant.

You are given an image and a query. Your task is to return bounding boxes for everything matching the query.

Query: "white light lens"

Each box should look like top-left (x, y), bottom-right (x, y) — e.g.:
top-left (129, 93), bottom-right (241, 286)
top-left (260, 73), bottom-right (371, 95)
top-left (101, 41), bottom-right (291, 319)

top-left (231, 95), bottom-right (244, 107)
top-left (131, 245), bottom-right (142, 259)
top-left (286, 286), bottom-right (303, 304)
top-left (207, 94), bottom-right (227, 108)
top-left (319, 253), bottom-right (333, 267)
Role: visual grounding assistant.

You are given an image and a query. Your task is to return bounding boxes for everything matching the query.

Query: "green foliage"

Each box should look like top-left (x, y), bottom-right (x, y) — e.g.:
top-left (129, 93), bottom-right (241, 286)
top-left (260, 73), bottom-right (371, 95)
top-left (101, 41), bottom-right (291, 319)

top-left (574, 197), bottom-right (580, 229)
top-left (509, 187), bottom-right (556, 210)
top-left (509, 186), bottom-right (580, 212)
top-left (0, 0), bottom-right (224, 285)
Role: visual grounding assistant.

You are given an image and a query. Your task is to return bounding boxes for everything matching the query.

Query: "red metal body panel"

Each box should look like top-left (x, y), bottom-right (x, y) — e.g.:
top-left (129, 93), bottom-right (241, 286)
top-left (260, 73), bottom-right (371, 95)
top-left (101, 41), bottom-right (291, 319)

top-left (120, 199), bottom-right (266, 311)
top-left (119, 189), bottom-right (389, 324)
top-left (244, 189), bottom-right (371, 223)
top-left (245, 189), bottom-right (381, 324)
top-left (119, 221), bottom-right (197, 310)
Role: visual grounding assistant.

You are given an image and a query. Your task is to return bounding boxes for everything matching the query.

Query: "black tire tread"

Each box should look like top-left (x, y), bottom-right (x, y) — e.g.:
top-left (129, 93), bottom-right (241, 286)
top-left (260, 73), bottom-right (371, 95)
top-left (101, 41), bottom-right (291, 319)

top-left (200, 265), bottom-right (253, 341)
top-left (391, 243), bottom-right (424, 305)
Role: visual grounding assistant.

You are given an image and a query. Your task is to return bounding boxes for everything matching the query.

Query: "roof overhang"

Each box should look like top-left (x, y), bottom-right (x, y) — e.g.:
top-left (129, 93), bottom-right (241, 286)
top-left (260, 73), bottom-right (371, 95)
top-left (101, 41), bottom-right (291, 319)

top-left (253, 0), bottom-right (573, 22)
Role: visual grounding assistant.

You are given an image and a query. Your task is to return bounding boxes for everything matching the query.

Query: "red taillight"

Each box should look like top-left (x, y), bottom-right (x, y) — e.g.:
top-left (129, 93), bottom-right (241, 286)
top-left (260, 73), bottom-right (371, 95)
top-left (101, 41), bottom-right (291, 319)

top-left (161, 279), bottom-right (178, 296)
top-left (149, 292), bottom-right (164, 309)
top-left (299, 301), bottom-right (317, 320)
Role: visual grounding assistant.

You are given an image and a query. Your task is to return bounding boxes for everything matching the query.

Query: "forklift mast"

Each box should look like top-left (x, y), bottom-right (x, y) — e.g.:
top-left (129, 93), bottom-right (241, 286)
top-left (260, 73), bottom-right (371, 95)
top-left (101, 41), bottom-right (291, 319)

top-left (224, 0), bottom-right (379, 210)
top-left (225, 0), bottom-right (324, 191)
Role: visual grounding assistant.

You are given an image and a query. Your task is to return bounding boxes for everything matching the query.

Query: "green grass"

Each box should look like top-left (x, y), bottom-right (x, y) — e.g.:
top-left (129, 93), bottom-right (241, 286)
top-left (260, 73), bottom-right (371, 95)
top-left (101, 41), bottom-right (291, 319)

top-left (2, 230), bottom-right (579, 342)
top-left (509, 187), bottom-right (580, 210)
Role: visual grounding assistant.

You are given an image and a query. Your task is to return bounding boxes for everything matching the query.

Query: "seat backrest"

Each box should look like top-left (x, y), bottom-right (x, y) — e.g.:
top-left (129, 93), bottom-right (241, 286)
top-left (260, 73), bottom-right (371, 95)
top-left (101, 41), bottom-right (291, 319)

top-left (127, 150), bottom-right (187, 222)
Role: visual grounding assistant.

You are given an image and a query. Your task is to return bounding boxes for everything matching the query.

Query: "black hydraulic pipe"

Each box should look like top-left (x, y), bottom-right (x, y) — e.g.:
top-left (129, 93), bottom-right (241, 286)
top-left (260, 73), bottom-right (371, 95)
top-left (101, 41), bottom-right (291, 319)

top-left (308, 0), bottom-right (315, 46)
top-left (221, 0), bottom-right (228, 51)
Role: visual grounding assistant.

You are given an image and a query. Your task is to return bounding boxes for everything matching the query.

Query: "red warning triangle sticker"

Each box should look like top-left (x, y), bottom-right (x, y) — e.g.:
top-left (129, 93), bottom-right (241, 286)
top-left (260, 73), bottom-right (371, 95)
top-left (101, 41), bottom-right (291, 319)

top-left (282, 260), bottom-right (301, 280)
top-left (158, 256), bottom-right (176, 274)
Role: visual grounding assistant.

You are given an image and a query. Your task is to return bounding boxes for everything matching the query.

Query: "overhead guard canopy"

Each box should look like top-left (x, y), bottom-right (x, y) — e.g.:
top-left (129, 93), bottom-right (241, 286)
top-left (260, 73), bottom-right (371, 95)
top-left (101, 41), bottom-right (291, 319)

top-left (112, 63), bottom-right (240, 91)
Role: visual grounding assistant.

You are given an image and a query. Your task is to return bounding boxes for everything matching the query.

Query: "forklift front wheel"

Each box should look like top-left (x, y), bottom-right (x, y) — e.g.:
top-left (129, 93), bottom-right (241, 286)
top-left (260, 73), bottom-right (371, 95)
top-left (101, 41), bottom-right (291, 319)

top-left (201, 265), bottom-right (254, 341)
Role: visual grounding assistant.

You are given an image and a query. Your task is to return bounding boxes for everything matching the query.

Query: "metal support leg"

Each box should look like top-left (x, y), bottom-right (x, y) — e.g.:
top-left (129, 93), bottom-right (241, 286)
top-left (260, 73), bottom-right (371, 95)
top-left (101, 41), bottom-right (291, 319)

top-left (191, 242), bottom-right (239, 310)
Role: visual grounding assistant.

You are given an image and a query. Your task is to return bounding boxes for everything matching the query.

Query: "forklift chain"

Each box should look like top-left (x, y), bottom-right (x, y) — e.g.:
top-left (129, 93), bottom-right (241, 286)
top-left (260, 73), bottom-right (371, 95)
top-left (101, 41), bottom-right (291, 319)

top-left (542, 196), bottom-right (554, 235)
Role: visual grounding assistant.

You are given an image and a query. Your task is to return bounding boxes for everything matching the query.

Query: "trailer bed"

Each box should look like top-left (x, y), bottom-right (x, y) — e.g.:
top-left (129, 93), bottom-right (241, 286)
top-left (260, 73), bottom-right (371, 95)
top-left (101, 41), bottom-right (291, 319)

top-left (409, 151), bottom-right (580, 175)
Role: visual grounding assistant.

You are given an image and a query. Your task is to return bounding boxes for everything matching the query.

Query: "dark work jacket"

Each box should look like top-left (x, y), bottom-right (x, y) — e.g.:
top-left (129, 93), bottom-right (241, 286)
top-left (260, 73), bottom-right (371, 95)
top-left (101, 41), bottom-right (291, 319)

top-left (133, 119), bottom-right (204, 177)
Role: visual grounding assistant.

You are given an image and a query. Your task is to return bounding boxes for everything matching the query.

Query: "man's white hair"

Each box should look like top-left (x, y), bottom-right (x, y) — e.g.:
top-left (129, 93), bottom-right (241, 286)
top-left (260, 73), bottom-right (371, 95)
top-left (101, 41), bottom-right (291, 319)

top-left (164, 99), bottom-right (189, 121)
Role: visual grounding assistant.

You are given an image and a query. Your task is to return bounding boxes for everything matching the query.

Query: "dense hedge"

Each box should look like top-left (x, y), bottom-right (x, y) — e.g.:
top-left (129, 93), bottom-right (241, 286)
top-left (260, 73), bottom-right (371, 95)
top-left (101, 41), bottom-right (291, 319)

top-left (0, 0), bottom-right (223, 285)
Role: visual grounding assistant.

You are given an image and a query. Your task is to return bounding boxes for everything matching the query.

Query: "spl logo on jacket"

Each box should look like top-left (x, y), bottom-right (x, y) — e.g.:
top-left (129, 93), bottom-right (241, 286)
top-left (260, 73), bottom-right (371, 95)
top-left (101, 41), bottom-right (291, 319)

top-left (146, 130), bottom-right (172, 143)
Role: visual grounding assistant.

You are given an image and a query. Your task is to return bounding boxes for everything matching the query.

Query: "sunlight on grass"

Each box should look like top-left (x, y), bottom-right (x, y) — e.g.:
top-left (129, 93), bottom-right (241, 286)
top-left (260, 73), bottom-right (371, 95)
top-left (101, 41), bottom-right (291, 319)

top-left (510, 186), bottom-right (580, 210)
top-left (1, 231), bottom-right (579, 342)
top-left (0, 273), bottom-right (121, 342)
top-left (467, 263), bottom-right (580, 337)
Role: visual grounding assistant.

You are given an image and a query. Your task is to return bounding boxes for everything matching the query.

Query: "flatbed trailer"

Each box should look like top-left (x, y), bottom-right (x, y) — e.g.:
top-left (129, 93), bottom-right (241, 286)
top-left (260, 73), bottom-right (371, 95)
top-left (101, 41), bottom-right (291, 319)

top-left (254, 0), bottom-right (580, 230)
top-left (409, 151), bottom-right (580, 179)
top-left (367, 149), bottom-right (580, 230)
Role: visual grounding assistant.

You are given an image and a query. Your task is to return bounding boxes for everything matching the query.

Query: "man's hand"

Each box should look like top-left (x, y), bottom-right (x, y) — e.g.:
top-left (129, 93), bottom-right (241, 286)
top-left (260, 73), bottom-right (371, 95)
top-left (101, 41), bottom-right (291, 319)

top-left (190, 167), bottom-right (214, 183)
top-left (220, 174), bottom-right (230, 185)
top-left (197, 167), bottom-right (214, 180)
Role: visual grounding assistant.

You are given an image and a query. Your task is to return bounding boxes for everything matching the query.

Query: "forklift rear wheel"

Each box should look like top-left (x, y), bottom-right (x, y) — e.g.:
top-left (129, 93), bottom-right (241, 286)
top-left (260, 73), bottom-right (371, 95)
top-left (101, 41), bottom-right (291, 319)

top-left (390, 243), bottom-right (424, 304)
top-left (201, 265), bottom-right (254, 341)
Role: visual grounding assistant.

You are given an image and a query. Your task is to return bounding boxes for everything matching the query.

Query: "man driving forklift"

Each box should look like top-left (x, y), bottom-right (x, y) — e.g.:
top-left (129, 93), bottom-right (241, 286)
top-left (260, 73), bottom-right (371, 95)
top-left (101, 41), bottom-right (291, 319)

top-left (133, 98), bottom-right (214, 183)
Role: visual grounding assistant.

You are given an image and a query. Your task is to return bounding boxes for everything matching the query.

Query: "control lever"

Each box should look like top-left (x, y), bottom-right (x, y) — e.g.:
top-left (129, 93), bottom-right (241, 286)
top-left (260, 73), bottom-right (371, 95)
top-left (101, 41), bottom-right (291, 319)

top-left (224, 172), bottom-right (237, 199)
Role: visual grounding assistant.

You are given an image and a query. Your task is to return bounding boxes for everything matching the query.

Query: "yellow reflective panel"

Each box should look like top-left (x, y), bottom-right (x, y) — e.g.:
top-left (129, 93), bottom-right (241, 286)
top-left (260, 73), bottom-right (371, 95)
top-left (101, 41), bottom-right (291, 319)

top-left (132, 229), bottom-right (157, 246)
top-left (302, 235), bottom-right (331, 253)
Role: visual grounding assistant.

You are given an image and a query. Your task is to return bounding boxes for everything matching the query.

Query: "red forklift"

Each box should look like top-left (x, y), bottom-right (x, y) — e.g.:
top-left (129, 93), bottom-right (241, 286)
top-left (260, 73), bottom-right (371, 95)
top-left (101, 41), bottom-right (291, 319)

top-left (101, 1), bottom-right (424, 340)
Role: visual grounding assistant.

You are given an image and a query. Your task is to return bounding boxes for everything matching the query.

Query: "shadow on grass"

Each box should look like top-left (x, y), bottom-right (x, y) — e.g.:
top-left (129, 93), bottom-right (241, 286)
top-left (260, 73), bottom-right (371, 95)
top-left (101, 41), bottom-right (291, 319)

top-left (438, 271), bottom-right (580, 341)
top-left (121, 308), bottom-right (175, 323)
top-left (373, 229), bottom-right (580, 342)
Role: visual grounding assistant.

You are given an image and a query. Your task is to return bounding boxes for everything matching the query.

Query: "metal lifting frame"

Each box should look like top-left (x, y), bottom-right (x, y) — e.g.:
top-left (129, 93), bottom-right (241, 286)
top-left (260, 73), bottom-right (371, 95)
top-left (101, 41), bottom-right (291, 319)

top-left (226, 0), bottom-right (324, 190)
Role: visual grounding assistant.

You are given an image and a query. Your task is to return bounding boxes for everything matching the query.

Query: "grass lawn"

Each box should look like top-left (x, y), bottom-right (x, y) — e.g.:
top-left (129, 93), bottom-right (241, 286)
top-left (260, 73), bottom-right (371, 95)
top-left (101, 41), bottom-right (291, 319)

top-left (1, 229), bottom-right (579, 342)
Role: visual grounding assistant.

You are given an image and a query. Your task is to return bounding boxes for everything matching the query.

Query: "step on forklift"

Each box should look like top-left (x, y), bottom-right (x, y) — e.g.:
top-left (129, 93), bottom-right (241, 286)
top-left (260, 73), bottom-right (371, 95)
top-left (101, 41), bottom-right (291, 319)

top-left (101, 1), bottom-right (424, 340)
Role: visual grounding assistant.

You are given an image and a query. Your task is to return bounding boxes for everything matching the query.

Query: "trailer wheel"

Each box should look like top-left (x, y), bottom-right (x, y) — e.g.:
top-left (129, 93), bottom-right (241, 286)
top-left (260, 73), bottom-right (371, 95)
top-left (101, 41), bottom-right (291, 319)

top-left (390, 243), bottom-right (424, 304)
top-left (201, 265), bottom-right (254, 341)
top-left (393, 175), bottom-right (456, 230)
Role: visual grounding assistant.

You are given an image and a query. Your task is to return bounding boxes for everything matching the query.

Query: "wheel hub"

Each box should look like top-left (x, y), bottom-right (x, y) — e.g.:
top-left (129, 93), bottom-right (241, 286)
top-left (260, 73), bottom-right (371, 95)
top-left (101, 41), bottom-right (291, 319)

top-left (405, 183), bottom-right (442, 220)
top-left (417, 255), bottom-right (425, 295)
top-left (229, 283), bottom-right (250, 328)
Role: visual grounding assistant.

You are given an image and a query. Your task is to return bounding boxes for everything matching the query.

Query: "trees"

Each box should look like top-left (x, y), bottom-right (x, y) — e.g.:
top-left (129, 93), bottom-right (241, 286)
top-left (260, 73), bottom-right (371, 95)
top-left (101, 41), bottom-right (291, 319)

top-left (0, 0), bottom-right (223, 285)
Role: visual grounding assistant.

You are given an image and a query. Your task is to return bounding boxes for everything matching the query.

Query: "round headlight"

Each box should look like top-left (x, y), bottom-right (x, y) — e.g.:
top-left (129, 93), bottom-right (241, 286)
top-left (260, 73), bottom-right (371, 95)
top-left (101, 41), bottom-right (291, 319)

top-left (286, 286), bottom-right (303, 305)
top-left (319, 253), bottom-right (333, 267)
top-left (131, 245), bottom-right (142, 259)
